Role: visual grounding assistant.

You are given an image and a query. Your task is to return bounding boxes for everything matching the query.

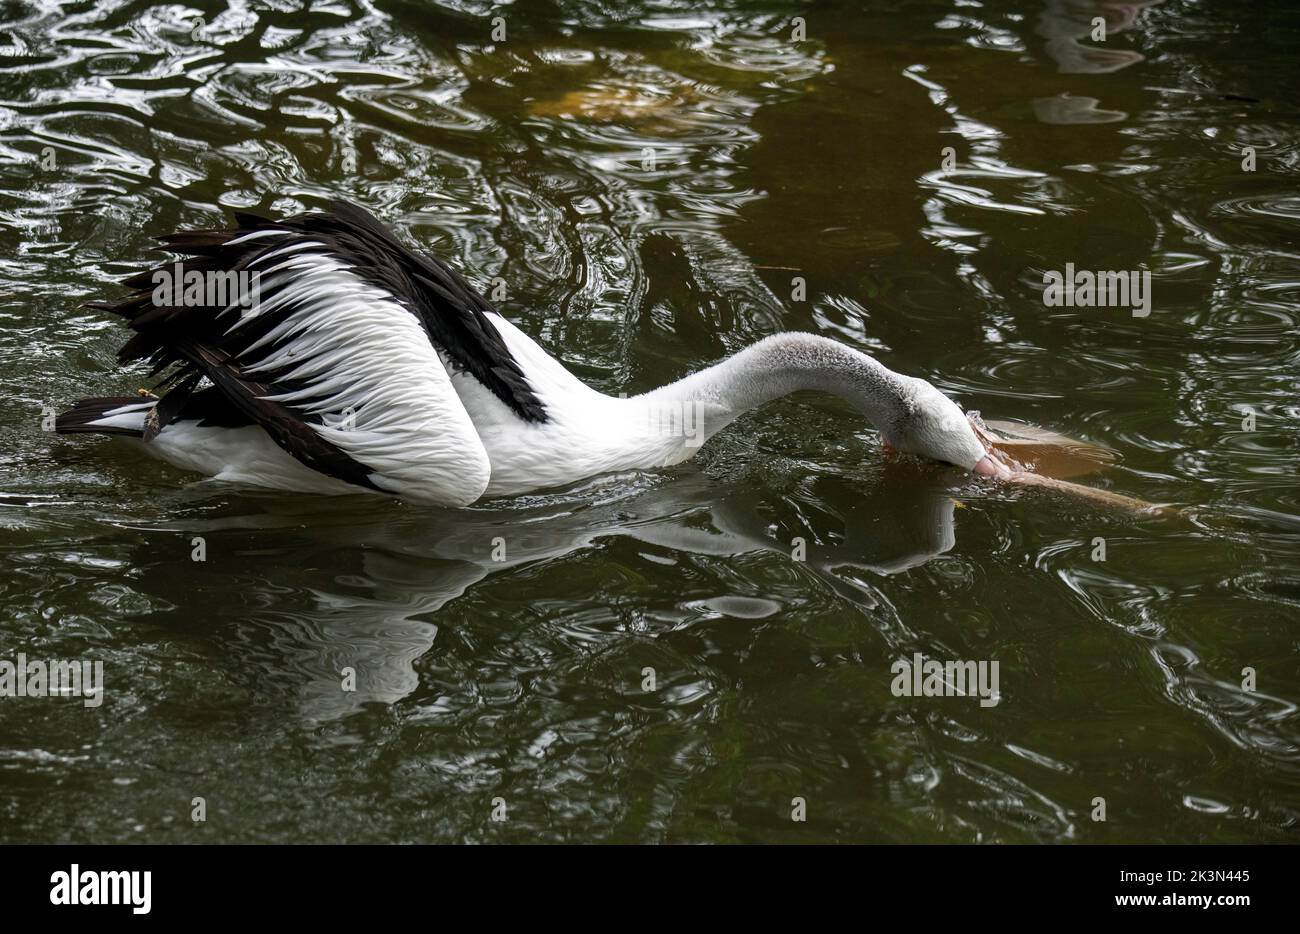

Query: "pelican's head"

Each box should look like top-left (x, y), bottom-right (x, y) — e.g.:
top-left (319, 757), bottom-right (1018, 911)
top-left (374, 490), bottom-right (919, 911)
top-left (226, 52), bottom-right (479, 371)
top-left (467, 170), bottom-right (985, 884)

top-left (888, 379), bottom-right (1011, 478)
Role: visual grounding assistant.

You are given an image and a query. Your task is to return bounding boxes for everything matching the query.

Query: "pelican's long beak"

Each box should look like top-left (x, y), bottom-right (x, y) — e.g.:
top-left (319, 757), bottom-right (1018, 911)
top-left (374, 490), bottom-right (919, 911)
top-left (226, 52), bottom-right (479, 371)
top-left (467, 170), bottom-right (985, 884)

top-left (967, 414), bottom-right (1015, 479)
top-left (973, 453), bottom-right (1012, 478)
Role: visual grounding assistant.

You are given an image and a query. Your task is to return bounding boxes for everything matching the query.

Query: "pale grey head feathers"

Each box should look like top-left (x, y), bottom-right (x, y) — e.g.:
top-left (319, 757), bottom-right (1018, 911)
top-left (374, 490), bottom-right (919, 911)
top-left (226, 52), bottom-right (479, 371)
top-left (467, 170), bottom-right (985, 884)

top-left (886, 378), bottom-right (990, 471)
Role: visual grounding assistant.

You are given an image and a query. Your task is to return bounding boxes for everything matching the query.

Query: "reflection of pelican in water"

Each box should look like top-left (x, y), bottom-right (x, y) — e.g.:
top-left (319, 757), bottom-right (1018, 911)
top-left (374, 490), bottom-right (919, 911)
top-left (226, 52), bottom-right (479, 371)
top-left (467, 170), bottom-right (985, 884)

top-left (1037, 0), bottom-right (1164, 74)
top-left (1032, 93), bottom-right (1126, 124)
top-left (110, 413), bottom-right (1130, 723)
top-left (127, 466), bottom-right (976, 723)
top-left (1032, 1), bottom-right (1163, 124)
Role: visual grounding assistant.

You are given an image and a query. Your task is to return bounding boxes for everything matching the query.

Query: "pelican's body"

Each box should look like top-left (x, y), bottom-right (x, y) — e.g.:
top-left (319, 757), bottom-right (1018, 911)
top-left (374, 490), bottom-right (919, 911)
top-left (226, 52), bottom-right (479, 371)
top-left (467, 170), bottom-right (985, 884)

top-left (58, 202), bottom-right (1002, 504)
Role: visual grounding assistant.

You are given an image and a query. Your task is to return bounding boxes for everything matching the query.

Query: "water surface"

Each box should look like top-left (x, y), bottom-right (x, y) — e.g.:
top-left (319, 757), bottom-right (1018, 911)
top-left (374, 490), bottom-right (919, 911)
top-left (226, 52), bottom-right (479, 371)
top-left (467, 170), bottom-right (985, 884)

top-left (1, 0), bottom-right (1298, 842)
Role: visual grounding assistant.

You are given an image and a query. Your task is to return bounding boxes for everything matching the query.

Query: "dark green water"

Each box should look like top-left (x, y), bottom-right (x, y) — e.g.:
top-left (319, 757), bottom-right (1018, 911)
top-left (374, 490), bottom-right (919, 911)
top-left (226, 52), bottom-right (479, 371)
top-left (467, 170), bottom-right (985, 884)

top-left (1, 0), bottom-right (1297, 843)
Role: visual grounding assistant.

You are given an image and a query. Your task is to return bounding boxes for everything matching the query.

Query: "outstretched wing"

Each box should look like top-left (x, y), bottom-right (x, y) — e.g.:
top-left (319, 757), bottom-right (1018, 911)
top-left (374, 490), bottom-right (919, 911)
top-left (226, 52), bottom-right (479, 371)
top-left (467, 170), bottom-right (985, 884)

top-left (99, 201), bottom-right (546, 505)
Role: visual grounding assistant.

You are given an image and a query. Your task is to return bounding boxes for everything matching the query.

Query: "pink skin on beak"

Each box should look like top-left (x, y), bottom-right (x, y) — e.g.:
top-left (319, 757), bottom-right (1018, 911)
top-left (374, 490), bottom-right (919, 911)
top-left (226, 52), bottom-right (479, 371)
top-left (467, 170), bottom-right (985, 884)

top-left (968, 416), bottom-right (1016, 479)
top-left (973, 454), bottom-right (1012, 478)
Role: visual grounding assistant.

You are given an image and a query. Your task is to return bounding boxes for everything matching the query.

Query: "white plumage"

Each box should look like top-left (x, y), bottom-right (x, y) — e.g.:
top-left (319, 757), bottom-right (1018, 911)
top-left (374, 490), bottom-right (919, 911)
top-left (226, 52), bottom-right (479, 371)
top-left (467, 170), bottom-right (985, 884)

top-left (234, 240), bottom-right (491, 503)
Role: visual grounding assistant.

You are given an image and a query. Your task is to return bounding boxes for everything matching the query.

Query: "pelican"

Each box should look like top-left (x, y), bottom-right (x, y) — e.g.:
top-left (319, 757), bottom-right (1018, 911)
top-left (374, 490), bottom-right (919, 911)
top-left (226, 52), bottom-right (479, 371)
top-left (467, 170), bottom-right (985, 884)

top-left (57, 201), bottom-right (1009, 505)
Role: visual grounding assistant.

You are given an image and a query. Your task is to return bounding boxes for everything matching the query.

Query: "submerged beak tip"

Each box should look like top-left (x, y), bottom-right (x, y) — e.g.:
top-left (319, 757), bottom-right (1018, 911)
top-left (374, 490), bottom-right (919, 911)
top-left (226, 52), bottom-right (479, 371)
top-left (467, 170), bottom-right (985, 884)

top-left (973, 454), bottom-right (1011, 479)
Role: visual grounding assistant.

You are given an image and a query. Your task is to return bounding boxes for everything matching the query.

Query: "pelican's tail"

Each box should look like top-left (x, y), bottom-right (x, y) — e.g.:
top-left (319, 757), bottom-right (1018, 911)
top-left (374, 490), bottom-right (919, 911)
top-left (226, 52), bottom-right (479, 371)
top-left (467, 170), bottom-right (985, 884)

top-left (55, 397), bottom-right (154, 438)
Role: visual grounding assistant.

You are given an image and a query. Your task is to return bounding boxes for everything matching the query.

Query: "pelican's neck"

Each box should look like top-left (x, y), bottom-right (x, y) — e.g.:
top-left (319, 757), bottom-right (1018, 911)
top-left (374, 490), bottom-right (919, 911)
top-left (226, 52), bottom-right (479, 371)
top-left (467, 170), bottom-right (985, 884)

top-left (632, 332), bottom-right (919, 449)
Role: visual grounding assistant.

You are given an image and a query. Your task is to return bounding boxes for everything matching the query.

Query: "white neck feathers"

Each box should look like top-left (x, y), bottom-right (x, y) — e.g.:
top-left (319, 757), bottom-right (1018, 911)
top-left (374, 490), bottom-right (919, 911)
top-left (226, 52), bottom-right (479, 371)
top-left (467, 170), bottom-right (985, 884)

top-left (631, 332), bottom-right (919, 450)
